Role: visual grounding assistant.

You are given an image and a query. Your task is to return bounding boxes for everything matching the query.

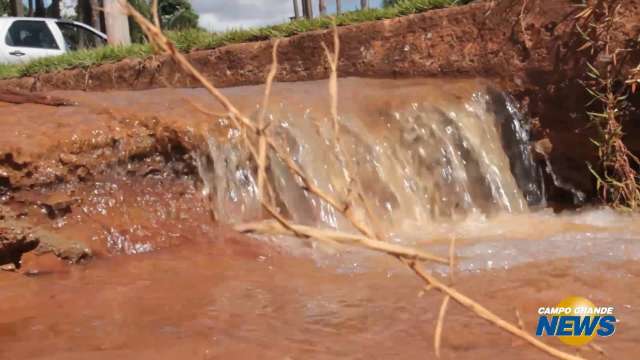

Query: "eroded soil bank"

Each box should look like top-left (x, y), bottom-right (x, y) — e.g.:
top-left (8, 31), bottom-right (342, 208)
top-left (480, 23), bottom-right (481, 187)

top-left (1, 0), bottom-right (639, 204)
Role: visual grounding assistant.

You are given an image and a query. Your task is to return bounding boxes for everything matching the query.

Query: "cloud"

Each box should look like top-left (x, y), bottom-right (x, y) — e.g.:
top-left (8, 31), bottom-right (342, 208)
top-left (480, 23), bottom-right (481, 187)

top-left (191, 0), bottom-right (383, 32)
top-left (192, 0), bottom-right (292, 31)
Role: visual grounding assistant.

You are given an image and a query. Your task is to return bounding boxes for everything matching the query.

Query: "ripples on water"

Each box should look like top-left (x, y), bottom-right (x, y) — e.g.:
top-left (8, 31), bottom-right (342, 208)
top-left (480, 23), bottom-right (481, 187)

top-left (2, 79), bottom-right (640, 359)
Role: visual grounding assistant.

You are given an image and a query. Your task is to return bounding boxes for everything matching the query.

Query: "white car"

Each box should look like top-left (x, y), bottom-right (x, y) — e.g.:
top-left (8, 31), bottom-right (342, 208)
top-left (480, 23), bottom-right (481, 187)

top-left (0, 17), bottom-right (107, 64)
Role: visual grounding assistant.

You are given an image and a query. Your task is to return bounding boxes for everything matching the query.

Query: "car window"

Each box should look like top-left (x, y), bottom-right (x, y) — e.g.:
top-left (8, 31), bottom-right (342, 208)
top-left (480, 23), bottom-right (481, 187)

top-left (5, 20), bottom-right (59, 49)
top-left (56, 22), bottom-right (106, 51)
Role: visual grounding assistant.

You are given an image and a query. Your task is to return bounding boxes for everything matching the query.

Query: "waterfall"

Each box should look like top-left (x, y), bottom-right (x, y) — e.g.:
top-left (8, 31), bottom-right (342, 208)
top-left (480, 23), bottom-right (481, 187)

top-left (197, 78), bottom-right (544, 241)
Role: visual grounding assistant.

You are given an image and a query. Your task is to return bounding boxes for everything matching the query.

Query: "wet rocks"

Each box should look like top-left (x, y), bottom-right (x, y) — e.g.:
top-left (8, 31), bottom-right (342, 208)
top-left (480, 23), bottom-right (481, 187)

top-left (30, 229), bottom-right (92, 263)
top-left (0, 205), bottom-right (91, 267)
top-left (0, 223), bottom-right (39, 268)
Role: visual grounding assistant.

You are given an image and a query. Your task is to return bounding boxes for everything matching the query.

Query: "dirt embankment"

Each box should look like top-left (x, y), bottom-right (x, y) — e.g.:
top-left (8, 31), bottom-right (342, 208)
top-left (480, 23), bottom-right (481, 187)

top-left (0, 0), bottom-right (636, 92)
top-left (0, 0), bottom-right (639, 265)
top-left (1, 0), bottom-right (639, 192)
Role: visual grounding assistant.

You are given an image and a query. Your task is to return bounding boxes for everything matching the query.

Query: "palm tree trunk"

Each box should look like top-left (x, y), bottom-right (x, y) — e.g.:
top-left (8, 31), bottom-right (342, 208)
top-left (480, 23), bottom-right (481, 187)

top-left (319, 0), bottom-right (327, 16)
top-left (360, 0), bottom-right (369, 10)
top-left (336, 0), bottom-right (341, 15)
top-left (27, 0), bottom-right (34, 16)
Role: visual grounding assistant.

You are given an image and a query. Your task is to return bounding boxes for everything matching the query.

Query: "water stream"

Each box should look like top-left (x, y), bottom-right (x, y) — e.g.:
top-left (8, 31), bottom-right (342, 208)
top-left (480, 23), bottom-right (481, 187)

top-left (1, 78), bottom-right (639, 359)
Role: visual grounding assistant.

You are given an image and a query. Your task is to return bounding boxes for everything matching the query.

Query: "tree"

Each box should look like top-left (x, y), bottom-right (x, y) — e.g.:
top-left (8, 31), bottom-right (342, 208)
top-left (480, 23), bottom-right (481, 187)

top-left (34, 0), bottom-right (45, 16)
top-left (336, 0), bottom-right (341, 15)
top-left (104, 0), bottom-right (130, 45)
top-left (319, 0), bottom-right (326, 16)
top-left (301, 0), bottom-right (312, 19)
top-left (158, 0), bottom-right (198, 30)
top-left (0, 0), bottom-right (9, 16)
top-left (47, 0), bottom-right (61, 18)
top-left (10, 0), bottom-right (24, 16)
top-left (292, 0), bottom-right (300, 18)
top-left (77, 0), bottom-right (102, 29)
top-left (360, 0), bottom-right (368, 10)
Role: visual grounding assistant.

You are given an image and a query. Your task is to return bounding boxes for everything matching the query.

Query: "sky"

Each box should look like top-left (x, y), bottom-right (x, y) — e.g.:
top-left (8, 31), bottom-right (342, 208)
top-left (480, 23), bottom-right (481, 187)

top-left (26, 1), bottom-right (385, 33)
top-left (192, 0), bottom-right (385, 32)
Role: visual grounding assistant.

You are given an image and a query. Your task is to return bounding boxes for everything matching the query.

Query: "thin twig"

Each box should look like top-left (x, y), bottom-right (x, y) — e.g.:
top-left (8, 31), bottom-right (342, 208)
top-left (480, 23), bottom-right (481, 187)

top-left (235, 220), bottom-right (448, 264)
top-left (152, 0), bottom-right (160, 28)
top-left (515, 308), bottom-right (525, 330)
top-left (448, 236), bottom-right (456, 283)
top-left (434, 295), bottom-right (450, 358)
top-left (257, 40), bottom-right (281, 200)
top-left (120, 0), bottom-right (256, 132)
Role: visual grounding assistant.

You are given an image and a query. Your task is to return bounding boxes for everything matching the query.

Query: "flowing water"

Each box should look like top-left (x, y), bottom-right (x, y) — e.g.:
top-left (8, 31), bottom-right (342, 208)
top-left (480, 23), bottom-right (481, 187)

top-left (1, 78), bottom-right (639, 359)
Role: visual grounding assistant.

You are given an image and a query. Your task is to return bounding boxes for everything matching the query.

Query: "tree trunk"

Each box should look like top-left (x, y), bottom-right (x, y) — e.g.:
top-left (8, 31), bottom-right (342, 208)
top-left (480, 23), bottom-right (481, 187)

top-left (336, 0), bottom-right (341, 15)
top-left (78, 0), bottom-right (100, 30)
top-left (103, 0), bottom-right (131, 45)
top-left (301, 0), bottom-right (312, 19)
top-left (91, 0), bottom-right (102, 32)
top-left (360, 0), bottom-right (369, 10)
top-left (305, 0), bottom-right (313, 18)
top-left (319, 0), bottom-right (327, 16)
top-left (27, 0), bottom-right (34, 16)
top-left (292, 0), bottom-right (300, 19)
top-left (48, 0), bottom-right (61, 18)
top-left (10, 0), bottom-right (24, 17)
top-left (34, 0), bottom-right (45, 17)
top-left (79, 0), bottom-right (91, 26)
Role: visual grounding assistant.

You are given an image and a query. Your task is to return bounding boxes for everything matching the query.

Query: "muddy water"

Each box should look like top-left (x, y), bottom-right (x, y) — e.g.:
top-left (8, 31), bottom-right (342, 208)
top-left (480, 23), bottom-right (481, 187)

top-left (1, 216), bottom-right (639, 360)
top-left (1, 78), bottom-right (640, 359)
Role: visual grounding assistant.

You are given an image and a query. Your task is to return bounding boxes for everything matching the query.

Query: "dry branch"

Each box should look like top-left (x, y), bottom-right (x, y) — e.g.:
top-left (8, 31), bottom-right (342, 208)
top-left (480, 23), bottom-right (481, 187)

top-left (434, 295), bottom-right (450, 358)
top-left (257, 40), bottom-right (280, 201)
top-left (236, 219), bottom-right (448, 264)
top-left (151, 0), bottom-right (160, 28)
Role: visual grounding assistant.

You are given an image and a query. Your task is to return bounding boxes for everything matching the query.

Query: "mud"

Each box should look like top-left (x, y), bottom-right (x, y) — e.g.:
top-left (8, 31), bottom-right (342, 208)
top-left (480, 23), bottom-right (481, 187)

top-left (1, 0), bottom-right (638, 205)
top-left (0, 77), bottom-right (627, 264)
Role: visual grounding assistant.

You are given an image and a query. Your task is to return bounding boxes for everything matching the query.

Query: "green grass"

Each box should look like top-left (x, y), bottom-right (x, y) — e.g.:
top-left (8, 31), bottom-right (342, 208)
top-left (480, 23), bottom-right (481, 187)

top-left (0, 0), bottom-right (472, 79)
